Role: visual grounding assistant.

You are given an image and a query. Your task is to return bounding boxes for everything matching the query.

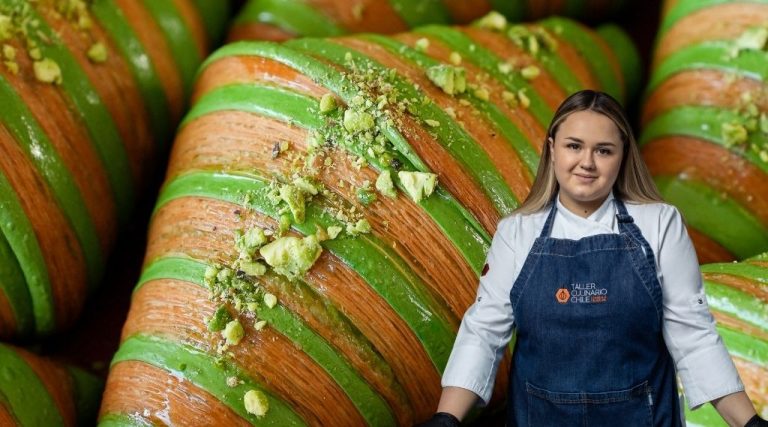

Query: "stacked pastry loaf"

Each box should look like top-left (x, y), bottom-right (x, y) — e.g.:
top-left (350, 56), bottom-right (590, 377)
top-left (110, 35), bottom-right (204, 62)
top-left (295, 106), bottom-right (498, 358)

top-left (0, 0), bottom-right (230, 338)
top-left (228, 0), bottom-right (628, 42)
top-left (640, 0), bottom-right (768, 263)
top-left (0, 342), bottom-right (102, 426)
top-left (98, 16), bottom-right (638, 425)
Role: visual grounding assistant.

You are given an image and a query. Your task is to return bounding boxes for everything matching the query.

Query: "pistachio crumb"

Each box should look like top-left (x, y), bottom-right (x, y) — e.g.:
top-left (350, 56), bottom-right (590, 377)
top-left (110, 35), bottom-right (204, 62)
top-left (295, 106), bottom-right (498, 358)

top-left (426, 64), bottom-right (466, 95)
top-left (226, 376), bottom-right (239, 388)
top-left (449, 51), bottom-right (462, 65)
top-left (424, 119), bottom-right (440, 127)
top-left (87, 41), bottom-right (107, 63)
top-left (398, 171), bottom-right (438, 203)
top-left (497, 62), bottom-right (513, 74)
top-left (327, 225), bottom-right (342, 239)
top-left (33, 58), bottom-right (62, 84)
top-left (415, 37), bottom-right (430, 51)
top-left (474, 11), bottom-right (507, 31)
top-left (319, 93), bottom-right (337, 114)
top-left (263, 293), bottom-right (277, 309)
top-left (517, 90), bottom-right (530, 108)
top-left (254, 320), bottom-right (267, 330)
top-left (244, 390), bottom-right (269, 417)
top-left (521, 65), bottom-right (540, 80)
top-left (2, 44), bottom-right (14, 60)
top-left (721, 122), bottom-right (748, 147)
top-left (473, 87), bottom-right (490, 101)
top-left (222, 320), bottom-right (244, 345)
top-left (375, 170), bottom-right (397, 198)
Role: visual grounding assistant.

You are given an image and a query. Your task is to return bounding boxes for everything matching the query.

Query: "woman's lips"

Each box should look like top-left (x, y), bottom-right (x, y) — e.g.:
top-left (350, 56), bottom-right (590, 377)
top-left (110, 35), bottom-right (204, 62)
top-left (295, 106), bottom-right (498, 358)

top-left (573, 173), bottom-right (597, 182)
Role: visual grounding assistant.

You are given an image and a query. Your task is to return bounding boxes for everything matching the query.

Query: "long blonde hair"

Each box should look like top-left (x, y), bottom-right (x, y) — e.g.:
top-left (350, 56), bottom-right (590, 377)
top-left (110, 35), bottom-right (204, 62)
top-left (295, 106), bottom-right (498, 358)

top-left (515, 90), bottom-right (663, 215)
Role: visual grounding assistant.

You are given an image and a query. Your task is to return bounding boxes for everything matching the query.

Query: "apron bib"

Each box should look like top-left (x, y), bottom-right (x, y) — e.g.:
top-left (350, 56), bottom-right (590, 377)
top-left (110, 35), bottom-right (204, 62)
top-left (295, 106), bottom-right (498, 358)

top-left (507, 200), bottom-right (681, 426)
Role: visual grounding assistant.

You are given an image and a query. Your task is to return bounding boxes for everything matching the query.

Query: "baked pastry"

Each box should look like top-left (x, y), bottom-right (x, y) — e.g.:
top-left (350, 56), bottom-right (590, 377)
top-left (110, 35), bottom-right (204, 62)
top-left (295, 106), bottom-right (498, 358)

top-left (0, 0), bottom-right (230, 337)
top-left (0, 342), bottom-right (102, 426)
top-left (640, 0), bottom-right (768, 263)
top-left (684, 253), bottom-right (767, 423)
top-left (228, 0), bottom-right (628, 42)
top-left (99, 16), bottom-right (638, 425)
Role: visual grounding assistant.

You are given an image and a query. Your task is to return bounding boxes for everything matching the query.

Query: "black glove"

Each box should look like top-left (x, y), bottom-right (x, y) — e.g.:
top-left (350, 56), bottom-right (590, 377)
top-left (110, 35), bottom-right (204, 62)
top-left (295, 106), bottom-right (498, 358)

top-left (413, 412), bottom-right (461, 427)
top-left (745, 415), bottom-right (768, 427)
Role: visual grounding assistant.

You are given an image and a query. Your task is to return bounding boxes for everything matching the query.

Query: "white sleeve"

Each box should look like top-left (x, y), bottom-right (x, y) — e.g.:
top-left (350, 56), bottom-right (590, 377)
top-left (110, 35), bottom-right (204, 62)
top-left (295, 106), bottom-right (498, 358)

top-left (441, 217), bottom-right (517, 406)
top-left (657, 206), bottom-right (745, 409)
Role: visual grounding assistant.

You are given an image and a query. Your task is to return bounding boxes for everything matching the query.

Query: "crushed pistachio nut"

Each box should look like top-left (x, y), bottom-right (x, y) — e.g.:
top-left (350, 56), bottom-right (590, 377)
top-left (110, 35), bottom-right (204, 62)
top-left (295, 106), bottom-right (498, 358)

top-left (415, 37), bottom-right (430, 51)
top-left (292, 176), bottom-right (319, 195)
top-left (260, 234), bottom-right (323, 280)
top-left (29, 47), bottom-right (42, 61)
top-left (238, 260), bottom-right (267, 277)
top-left (356, 181), bottom-right (377, 205)
top-left (502, 91), bottom-right (518, 107)
top-left (244, 390), bottom-right (269, 417)
top-left (426, 64), bottom-right (466, 95)
top-left (327, 225), bottom-right (342, 239)
top-left (319, 93), bottom-right (337, 114)
top-left (263, 293), bottom-right (277, 309)
top-left (518, 89), bottom-right (530, 108)
top-left (279, 184), bottom-right (307, 224)
top-left (731, 26), bottom-right (768, 57)
top-left (497, 62), bottom-right (513, 74)
top-left (222, 320), bottom-right (244, 345)
top-left (760, 113), bottom-right (768, 134)
top-left (424, 119), bottom-right (440, 127)
top-left (207, 305), bottom-right (233, 332)
top-left (346, 218), bottom-right (371, 236)
top-left (721, 122), bottom-right (748, 147)
top-left (33, 58), bottom-right (62, 84)
top-left (375, 170), bottom-right (397, 198)
top-left (236, 227), bottom-right (268, 259)
top-left (226, 376), bottom-right (239, 388)
top-left (2, 44), bottom-right (14, 59)
top-left (398, 171), bottom-right (438, 203)
top-left (278, 213), bottom-right (291, 235)
top-left (343, 109), bottom-right (375, 133)
top-left (0, 14), bottom-right (11, 40)
top-left (86, 41), bottom-right (107, 63)
top-left (760, 150), bottom-right (768, 163)
top-left (449, 51), bottom-right (462, 65)
top-left (473, 87), bottom-right (490, 101)
top-left (254, 320), bottom-right (267, 330)
top-left (521, 65), bottom-right (540, 80)
top-left (4, 59), bottom-right (18, 74)
top-left (473, 11), bottom-right (507, 31)
top-left (352, 2), bottom-right (365, 21)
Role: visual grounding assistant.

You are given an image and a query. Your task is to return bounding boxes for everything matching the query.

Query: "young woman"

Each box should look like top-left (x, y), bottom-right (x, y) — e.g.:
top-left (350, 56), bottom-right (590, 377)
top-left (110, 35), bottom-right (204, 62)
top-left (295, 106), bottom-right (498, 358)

top-left (419, 90), bottom-right (765, 426)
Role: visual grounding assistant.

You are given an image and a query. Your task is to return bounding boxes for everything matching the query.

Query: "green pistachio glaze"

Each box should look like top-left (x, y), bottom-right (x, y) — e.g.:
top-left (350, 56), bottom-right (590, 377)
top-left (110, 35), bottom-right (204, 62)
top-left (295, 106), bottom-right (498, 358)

top-left (0, 343), bottom-right (64, 426)
top-left (233, 0), bottom-right (344, 37)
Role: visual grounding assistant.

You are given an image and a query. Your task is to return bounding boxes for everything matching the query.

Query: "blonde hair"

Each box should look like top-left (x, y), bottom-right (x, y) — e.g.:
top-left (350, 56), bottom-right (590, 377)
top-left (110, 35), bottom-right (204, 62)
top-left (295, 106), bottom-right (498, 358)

top-left (515, 90), bottom-right (663, 215)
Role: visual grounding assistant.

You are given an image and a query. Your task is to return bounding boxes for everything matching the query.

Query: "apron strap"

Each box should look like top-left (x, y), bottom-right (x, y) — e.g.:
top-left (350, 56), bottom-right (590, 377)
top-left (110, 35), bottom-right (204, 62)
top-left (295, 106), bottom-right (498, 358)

top-left (539, 201), bottom-right (558, 238)
top-left (614, 199), bottom-right (658, 269)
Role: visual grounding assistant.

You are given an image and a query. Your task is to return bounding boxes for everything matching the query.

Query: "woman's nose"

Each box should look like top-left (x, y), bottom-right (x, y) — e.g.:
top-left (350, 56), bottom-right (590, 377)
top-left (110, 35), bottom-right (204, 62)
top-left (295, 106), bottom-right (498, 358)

top-left (579, 151), bottom-right (596, 169)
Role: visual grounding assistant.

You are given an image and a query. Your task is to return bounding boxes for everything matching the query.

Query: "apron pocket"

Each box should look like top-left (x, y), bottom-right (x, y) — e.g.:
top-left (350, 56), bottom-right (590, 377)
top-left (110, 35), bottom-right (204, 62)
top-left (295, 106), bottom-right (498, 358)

top-left (526, 381), bottom-right (653, 427)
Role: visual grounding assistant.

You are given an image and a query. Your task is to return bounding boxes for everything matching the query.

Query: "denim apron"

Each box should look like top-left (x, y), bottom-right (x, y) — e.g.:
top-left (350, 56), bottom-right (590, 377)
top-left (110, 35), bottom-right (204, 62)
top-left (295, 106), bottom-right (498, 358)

top-left (507, 199), bottom-right (681, 426)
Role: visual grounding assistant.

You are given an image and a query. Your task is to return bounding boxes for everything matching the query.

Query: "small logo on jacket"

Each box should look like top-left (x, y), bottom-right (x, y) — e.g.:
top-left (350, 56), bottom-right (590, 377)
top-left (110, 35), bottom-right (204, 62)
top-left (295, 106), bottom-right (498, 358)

top-left (555, 288), bottom-right (570, 303)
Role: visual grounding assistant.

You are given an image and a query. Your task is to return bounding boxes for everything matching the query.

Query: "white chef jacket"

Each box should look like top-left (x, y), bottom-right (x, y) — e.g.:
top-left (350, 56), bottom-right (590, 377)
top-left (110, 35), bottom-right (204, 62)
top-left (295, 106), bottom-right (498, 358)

top-left (442, 191), bottom-right (745, 410)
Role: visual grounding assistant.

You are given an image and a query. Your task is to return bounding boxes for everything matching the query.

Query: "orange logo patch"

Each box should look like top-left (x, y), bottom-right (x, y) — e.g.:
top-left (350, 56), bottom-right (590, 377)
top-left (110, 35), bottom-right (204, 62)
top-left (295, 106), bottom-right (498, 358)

top-left (555, 288), bottom-right (570, 304)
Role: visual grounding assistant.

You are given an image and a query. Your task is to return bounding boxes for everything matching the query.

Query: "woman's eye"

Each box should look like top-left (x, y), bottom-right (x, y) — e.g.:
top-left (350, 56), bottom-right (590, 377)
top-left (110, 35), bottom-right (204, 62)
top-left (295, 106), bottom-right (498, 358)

top-left (566, 143), bottom-right (580, 150)
top-left (597, 148), bottom-right (613, 155)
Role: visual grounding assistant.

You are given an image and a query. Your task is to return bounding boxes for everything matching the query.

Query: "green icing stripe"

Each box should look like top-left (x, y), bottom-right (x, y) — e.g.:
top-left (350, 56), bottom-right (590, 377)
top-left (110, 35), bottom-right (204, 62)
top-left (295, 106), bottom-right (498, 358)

top-left (488, 0), bottom-right (527, 21)
top-left (0, 229), bottom-right (33, 335)
top-left (155, 170), bottom-right (456, 371)
top-left (0, 76), bottom-right (102, 290)
top-left (648, 41), bottom-right (768, 93)
top-left (703, 280), bottom-right (767, 332)
top-left (414, 25), bottom-right (561, 125)
top-left (140, 0), bottom-right (202, 97)
top-left (716, 324), bottom-right (767, 366)
top-left (99, 413), bottom-right (153, 427)
top-left (654, 176), bottom-right (768, 259)
top-left (14, 0), bottom-right (134, 223)
top-left (134, 257), bottom-right (397, 426)
top-left (65, 366), bottom-right (103, 427)
top-left (233, 0), bottom-right (344, 37)
top-left (0, 344), bottom-right (65, 426)
top-left (91, 0), bottom-right (174, 151)
top-left (112, 334), bottom-right (306, 426)
top-left (189, 0), bottom-right (230, 45)
top-left (701, 262), bottom-right (768, 281)
top-left (386, 0), bottom-right (451, 27)
top-left (684, 404), bottom-right (727, 427)
top-left (539, 17), bottom-right (623, 102)
top-left (286, 37), bottom-right (520, 214)
top-left (361, 34), bottom-right (538, 176)
top-left (0, 170), bottom-right (54, 333)
top-left (596, 24), bottom-right (641, 102)
top-left (639, 105), bottom-right (768, 175)
top-left (201, 41), bottom-right (490, 270)
top-left (182, 83), bottom-right (323, 128)
top-left (660, 0), bottom-right (768, 36)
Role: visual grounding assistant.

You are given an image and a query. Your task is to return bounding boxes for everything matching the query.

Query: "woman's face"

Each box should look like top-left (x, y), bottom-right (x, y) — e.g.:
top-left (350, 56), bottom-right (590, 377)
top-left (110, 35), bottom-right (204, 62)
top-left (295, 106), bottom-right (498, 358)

top-left (549, 110), bottom-right (624, 215)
